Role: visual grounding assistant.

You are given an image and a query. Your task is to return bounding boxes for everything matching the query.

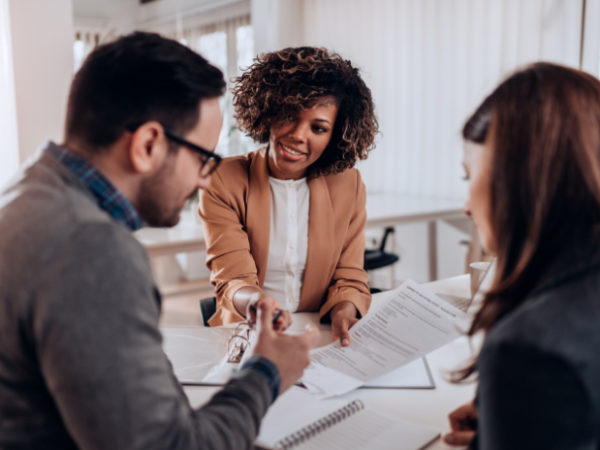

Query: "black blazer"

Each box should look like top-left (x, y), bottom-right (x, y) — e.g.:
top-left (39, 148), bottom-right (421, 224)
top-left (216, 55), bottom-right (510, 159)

top-left (473, 240), bottom-right (600, 449)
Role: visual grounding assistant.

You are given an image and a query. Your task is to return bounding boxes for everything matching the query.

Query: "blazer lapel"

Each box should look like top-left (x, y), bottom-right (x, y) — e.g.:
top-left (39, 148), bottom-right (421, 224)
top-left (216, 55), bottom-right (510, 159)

top-left (300, 176), bottom-right (335, 309)
top-left (246, 148), bottom-right (271, 286)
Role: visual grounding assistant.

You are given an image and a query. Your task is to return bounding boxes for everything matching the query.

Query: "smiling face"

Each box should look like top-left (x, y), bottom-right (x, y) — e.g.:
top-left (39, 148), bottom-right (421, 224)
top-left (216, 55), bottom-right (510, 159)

top-left (267, 97), bottom-right (339, 180)
top-left (463, 140), bottom-right (496, 253)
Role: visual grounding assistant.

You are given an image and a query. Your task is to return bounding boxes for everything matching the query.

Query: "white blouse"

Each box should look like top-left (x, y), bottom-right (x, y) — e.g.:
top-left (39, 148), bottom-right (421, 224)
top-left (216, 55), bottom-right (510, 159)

top-left (261, 176), bottom-right (310, 312)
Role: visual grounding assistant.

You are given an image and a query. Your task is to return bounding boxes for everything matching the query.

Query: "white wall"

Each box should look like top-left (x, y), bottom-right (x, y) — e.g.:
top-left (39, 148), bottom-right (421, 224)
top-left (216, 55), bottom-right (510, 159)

top-left (301, 0), bottom-right (583, 199)
top-left (9, 0), bottom-right (74, 164)
top-left (265, 0), bottom-right (584, 282)
top-left (0, 0), bottom-right (19, 187)
top-left (251, 0), bottom-right (303, 53)
top-left (582, 0), bottom-right (600, 76)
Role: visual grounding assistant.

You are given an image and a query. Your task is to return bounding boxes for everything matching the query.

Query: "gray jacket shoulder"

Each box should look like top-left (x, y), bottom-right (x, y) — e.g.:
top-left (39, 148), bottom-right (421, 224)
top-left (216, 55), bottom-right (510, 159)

top-left (483, 264), bottom-right (600, 380)
top-left (0, 152), bottom-right (146, 267)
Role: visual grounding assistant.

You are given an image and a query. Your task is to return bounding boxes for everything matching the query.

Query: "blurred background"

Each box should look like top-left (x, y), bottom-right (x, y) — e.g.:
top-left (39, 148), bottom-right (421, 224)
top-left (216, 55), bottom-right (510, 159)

top-left (1, 0), bottom-right (599, 298)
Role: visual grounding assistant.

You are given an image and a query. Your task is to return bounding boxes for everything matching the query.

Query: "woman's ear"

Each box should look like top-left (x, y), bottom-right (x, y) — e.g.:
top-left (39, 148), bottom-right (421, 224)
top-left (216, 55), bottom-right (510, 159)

top-left (128, 121), bottom-right (167, 174)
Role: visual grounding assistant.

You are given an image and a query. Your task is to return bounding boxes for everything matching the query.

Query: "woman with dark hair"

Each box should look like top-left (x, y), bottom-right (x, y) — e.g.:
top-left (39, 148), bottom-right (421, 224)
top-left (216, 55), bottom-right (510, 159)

top-left (198, 47), bottom-right (378, 346)
top-left (444, 63), bottom-right (600, 449)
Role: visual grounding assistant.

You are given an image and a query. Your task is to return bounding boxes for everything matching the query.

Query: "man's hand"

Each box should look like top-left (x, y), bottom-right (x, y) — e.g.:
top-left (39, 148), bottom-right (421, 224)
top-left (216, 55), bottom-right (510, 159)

top-left (443, 401), bottom-right (477, 447)
top-left (233, 287), bottom-right (291, 331)
top-left (330, 301), bottom-right (359, 347)
top-left (246, 293), bottom-right (291, 332)
top-left (251, 301), bottom-right (319, 393)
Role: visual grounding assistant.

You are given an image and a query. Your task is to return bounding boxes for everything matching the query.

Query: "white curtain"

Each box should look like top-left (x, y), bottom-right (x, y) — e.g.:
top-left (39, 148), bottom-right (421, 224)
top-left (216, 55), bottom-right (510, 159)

top-left (0, 0), bottom-right (19, 187)
top-left (302, 0), bottom-right (584, 199)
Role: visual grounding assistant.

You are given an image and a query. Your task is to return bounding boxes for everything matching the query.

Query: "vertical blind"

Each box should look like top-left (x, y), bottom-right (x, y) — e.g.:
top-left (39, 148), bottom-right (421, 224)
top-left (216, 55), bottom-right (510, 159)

top-left (302, 0), bottom-right (583, 199)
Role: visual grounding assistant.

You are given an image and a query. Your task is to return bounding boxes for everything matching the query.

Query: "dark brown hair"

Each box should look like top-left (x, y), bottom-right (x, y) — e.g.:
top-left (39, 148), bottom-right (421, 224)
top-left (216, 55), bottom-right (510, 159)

top-left (457, 62), bottom-right (600, 380)
top-left (232, 47), bottom-right (378, 176)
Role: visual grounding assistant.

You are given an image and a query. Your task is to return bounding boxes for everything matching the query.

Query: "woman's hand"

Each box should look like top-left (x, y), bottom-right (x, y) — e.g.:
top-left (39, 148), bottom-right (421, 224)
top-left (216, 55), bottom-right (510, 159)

top-left (330, 301), bottom-right (359, 346)
top-left (443, 401), bottom-right (478, 447)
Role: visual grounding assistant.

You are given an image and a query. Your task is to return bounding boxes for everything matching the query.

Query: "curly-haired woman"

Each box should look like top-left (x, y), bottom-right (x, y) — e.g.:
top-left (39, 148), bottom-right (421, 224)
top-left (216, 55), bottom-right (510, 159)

top-left (198, 47), bottom-right (378, 346)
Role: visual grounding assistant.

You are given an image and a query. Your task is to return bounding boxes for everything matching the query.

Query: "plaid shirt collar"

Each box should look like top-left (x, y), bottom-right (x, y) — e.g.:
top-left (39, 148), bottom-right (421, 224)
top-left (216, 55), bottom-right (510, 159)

top-left (46, 142), bottom-right (144, 231)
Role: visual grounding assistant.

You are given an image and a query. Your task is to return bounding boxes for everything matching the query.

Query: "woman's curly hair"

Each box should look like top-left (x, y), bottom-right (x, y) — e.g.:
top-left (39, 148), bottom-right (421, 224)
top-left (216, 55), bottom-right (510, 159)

top-left (232, 47), bottom-right (378, 176)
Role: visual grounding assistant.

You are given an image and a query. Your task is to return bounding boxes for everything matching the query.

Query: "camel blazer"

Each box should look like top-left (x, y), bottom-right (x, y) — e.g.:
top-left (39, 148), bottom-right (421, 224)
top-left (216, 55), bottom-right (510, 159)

top-left (198, 148), bottom-right (371, 326)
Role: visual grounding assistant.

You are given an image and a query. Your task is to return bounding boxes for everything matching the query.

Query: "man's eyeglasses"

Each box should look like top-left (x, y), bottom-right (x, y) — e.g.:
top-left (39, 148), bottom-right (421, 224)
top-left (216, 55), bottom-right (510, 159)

top-left (163, 128), bottom-right (222, 177)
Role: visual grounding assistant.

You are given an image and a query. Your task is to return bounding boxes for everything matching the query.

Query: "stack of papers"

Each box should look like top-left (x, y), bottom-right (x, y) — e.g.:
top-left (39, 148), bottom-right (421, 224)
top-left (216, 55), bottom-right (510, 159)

top-left (301, 280), bottom-right (469, 397)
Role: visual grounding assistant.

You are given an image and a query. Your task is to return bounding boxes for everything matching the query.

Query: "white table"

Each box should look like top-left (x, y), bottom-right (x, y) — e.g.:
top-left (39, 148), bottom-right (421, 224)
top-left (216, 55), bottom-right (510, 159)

top-left (134, 214), bottom-right (205, 258)
top-left (179, 275), bottom-right (476, 450)
top-left (135, 193), bottom-right (465, 285)
top-left (366, 193), bottom-right (464, 281)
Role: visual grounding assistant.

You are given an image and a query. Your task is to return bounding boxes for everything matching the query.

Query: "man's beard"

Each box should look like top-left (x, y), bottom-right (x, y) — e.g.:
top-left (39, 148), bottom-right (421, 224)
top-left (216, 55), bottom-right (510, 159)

top-left (137, 160), bottom-right (183, 228)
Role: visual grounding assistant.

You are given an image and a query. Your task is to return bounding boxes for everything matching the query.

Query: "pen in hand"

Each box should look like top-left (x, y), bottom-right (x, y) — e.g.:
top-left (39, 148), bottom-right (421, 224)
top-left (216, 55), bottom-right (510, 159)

top-left (272, 309), bottom-right (283, 326)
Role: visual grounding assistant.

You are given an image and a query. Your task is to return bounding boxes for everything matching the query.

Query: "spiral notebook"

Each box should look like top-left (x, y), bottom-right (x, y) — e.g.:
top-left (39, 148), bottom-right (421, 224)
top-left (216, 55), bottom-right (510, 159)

top-left (256, 386), bottom-right (439, 450)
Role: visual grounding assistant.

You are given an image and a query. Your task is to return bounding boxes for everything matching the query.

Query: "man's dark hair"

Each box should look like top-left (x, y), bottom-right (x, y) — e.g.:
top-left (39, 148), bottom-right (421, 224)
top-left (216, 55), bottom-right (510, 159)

top-left (64, 31), bottom-right (226, 152)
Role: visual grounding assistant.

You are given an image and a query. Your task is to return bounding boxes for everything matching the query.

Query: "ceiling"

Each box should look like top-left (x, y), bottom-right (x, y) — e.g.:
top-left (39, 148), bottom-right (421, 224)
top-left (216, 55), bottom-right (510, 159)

top-left (72, 0), bottom-right (245, 29)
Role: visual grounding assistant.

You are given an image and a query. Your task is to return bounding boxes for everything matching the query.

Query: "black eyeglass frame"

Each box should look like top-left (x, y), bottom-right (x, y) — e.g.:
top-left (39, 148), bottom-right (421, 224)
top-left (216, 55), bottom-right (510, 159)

top-left (163, 128), bottom-right (222, 176)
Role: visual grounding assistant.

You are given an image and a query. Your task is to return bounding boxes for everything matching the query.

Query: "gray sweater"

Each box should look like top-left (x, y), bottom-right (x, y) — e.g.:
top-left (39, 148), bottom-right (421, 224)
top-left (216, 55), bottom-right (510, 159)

top-left (0, 147), bottom-right (272, 449)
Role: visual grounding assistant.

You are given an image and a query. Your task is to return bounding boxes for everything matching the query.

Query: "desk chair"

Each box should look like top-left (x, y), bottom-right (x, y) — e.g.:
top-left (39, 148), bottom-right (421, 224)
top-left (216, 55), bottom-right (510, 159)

top-left (364, 227), bottom-right (400, 292)
top-left (199, 297), bottom-right (216, 326)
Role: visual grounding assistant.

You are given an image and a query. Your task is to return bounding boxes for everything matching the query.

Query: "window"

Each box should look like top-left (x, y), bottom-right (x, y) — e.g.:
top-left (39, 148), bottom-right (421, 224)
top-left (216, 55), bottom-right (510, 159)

top-left (73, 29), bottom-right (106, 72)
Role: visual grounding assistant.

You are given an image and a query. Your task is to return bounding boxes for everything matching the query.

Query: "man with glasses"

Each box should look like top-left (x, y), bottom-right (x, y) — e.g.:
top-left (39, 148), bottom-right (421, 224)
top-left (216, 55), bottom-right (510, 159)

top-left (0, 32), bottom-right (318, 449)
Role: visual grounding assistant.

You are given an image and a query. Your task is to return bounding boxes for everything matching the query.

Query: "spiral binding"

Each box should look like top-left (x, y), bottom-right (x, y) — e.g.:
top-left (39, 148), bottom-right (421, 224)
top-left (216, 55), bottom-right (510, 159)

top-left (275, 399), bottom-right (365, 449)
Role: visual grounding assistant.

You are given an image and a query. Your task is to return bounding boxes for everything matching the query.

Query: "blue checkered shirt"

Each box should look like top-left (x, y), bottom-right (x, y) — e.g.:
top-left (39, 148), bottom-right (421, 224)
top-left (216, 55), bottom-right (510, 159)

top-left (46, 142), bottom-right (143, 231)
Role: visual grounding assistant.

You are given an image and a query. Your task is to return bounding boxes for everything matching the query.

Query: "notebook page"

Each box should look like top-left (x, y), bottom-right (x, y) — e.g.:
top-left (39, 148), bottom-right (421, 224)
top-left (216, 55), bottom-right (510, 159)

top-left (256, 386), bottom-right (439, 450)
top-left (292, 409), bottom-right (439, 450)
top-left (256, 386), bottom-right (347, 446)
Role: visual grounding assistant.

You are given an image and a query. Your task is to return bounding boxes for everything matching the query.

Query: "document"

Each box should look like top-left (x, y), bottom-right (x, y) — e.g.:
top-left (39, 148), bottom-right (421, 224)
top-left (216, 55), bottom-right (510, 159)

top-left (302, 280), bottom-right (468, 397)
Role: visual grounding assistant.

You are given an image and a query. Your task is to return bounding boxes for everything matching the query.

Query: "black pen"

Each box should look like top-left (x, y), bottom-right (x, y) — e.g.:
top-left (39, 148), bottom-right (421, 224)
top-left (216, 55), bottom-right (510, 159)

top-left (272, 309), bottom-right (282, 325)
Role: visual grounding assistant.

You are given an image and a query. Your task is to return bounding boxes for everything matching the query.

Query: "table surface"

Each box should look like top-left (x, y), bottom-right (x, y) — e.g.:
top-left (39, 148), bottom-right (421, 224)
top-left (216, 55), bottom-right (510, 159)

top-left (135, 193), bottom-right (465, 254)
top-left (365, 192), bottom-right (464, 229)
top-left (179, 275), bottom-right (476, 450)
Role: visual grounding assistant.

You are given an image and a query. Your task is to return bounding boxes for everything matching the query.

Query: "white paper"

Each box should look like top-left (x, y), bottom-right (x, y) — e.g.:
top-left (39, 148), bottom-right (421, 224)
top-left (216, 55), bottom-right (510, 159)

top-left (162, 327), bottom-right (231, 383)
top-left (363, 357), bottom-right (433, 388)
top-left (202, 327), bottom-right (258, 383)
top-left (161, 325), bottom-right (256, 385)
top-left (302, 280), bottom-right (468, 397)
